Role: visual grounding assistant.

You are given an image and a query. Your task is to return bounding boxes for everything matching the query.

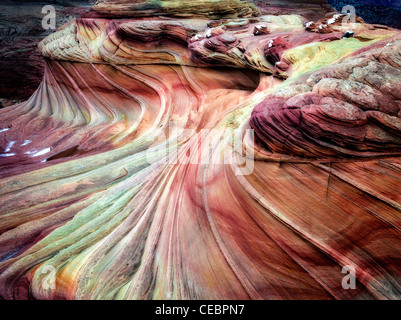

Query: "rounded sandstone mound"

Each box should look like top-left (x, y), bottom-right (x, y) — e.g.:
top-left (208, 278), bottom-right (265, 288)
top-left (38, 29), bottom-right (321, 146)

top-left (250, 38), bottom-right (401, 160)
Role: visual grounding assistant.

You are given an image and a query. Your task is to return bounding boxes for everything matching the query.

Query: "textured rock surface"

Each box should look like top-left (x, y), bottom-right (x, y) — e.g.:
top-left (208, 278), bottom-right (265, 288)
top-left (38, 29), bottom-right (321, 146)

top-left (251, 38), bottom-right (401, 159)
top-left (0, 0), bottom-right (334, 103)
top-left (1, 1), bottom-right (401, 300)
top-left (92, 0), bottom-right (260, 18)
top-left (253, 0), bottom-right (333, 20)
top-left (0, 1), bottom-right (92, 103)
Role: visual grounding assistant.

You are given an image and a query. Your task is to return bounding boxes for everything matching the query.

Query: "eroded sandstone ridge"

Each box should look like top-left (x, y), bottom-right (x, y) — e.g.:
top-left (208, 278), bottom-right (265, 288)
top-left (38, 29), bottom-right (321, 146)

top-left (251, 39), bottom-right (401, 159)
top-left (1, 0), bottom-right (401, 300)
top-left (92, 0), bottom-right (260, 18)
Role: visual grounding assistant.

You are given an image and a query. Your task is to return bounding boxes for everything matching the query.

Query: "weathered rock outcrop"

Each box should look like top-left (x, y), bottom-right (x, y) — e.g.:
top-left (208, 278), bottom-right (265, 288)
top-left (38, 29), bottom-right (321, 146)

top-left (92, 0), bottom-right (260, 18)
top-left (1, 1), bottom-right (401, 301)
top-left (251, 38), bottom-right (401, 159)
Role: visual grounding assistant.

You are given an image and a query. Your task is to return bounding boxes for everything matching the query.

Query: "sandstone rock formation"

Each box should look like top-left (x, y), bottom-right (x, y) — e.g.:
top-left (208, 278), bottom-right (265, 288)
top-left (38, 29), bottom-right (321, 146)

top-left (251, 38), bottom-right (401, 159)
top-left (1, 0), bottom-right (401, 300)
top-left (92, 0), bottom-right (260, 18)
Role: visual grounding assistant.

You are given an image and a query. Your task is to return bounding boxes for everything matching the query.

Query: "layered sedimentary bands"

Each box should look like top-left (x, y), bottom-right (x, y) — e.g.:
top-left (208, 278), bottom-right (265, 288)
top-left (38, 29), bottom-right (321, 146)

top-left (1, 0), bottom-right (401, 300)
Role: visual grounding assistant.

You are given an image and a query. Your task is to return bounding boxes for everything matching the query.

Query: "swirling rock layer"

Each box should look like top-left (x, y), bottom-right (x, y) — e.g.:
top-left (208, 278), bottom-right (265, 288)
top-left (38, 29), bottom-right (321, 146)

top-left (251, 38), bottom-right (401, 159)
top-left (1, 2), bottom-right (401, 300)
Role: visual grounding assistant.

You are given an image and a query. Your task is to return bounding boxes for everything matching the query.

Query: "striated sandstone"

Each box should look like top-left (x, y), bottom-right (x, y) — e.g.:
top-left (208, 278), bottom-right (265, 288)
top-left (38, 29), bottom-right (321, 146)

top-left (1, 1), bottom-right (401, 301)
